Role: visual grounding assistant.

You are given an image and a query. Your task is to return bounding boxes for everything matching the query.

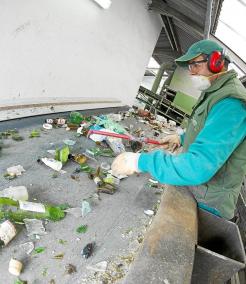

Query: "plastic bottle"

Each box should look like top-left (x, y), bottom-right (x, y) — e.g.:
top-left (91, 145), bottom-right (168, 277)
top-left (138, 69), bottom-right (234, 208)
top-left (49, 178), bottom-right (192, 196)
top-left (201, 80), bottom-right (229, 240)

top-left (0, 197), bottom-right (65, 222)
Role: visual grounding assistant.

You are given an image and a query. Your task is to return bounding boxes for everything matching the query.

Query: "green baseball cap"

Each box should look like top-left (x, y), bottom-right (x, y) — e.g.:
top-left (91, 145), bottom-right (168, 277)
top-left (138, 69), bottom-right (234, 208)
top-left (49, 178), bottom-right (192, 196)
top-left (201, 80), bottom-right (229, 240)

top-left (175, 39), bottom-right (223, 66)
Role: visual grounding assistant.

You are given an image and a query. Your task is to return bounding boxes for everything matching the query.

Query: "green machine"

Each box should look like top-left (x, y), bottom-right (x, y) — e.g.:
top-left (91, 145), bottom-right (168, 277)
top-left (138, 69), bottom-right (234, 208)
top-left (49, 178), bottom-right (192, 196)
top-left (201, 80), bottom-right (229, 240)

top-left (171, 91), bottom-right (197, 116)
top-left (170, 91), bottom-right (197, 127)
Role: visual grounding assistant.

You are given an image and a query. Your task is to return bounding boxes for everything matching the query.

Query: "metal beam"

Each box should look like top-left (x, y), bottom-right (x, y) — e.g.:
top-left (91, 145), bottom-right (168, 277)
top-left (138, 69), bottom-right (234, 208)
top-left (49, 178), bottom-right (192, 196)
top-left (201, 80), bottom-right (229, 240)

top-left (174, 20), bottom-right (203, 39)
top-left (153, 47), bottom-right (180, 58)
top-left (171, 0), bottom-right (206, 18)
top-left (167, 17), bottom-right (181, 53)
top-left (149, 0), bottom-right (204, 38)
top-left (161, 15), bottom-right (175, 50)
top-left (204, 0), bottom-right (213, 39)
top-left (211, 0), bottom-right (224, 34)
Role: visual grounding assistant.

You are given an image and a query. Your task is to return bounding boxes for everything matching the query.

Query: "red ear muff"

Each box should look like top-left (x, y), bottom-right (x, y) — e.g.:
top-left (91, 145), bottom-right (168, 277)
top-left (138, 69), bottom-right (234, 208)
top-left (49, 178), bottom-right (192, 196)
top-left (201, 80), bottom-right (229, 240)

top-left (208, 51), bottom-right (225, 73)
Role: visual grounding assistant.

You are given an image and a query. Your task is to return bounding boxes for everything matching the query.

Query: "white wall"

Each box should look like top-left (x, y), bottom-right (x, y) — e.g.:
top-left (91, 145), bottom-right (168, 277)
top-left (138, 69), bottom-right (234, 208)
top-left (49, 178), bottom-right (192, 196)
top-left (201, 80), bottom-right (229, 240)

top-left (0, 0), bottom-right (162, 119)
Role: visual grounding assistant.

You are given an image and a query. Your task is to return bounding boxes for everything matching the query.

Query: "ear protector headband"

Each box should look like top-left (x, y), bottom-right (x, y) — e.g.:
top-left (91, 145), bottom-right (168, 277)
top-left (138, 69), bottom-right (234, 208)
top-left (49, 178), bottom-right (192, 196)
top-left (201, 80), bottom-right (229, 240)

top-left (207, 51), bottom-right (225, 73)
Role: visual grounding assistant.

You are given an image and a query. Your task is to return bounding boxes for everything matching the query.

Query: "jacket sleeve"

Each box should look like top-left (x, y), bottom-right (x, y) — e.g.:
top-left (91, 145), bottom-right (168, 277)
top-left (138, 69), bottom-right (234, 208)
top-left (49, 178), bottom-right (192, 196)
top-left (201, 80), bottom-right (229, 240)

top-left (138, 98), bottom-right (246, 186)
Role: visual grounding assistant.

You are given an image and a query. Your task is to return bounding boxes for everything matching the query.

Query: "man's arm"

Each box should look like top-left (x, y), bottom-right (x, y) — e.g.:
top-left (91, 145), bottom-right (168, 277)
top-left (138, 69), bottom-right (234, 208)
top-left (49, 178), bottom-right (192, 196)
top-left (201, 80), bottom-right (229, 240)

top-left (138, 98), bottom-right (246, 185)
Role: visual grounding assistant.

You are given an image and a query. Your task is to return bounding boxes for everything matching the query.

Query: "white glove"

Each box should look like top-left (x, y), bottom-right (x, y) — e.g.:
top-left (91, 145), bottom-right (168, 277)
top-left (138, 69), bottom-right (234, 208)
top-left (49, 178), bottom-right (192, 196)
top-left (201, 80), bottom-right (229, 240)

top-left (111, 152), bottom-right (141, 176)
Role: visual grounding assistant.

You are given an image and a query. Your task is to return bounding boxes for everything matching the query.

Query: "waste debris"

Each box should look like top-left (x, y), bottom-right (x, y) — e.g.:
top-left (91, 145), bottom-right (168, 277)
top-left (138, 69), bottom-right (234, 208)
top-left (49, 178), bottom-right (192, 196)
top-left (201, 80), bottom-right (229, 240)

top-left (82, 242), bottom-right (96, 259)
top-left (76, 224), bottom-right (88, 234)
top-left (79, 163), bottom-right (94, 173)
top-left (65, 263), bottom-right (77, 275)
top-left (105, 136), bottom-right (125, 155)
top-left (6, 165), bottom-right (25, 177)
top-left (0, 186), bottom-right (29, 201)
top-left (29, 130), bottom-right (40, 138)
top-left (53, 253), bottom-right (64, 260)
top-left (86, 260), bottom-right (108, 272)
top-left (63, 139), bottom-right (76, 146)
top-left (55, 145), bottom-right (70, 164)
top-left (88, 167), bottom-right (117, 194)
top-left (39, 158), bottom-right (63, 171)
top-left (94, 115), bottom-right (126, 134)
top-left (9, 258), bottom-right (23, 276)
top-left (144, 209), bottom-right (155, 216)
top-left (19, 241), bottom-right (34, 255)
top-left (97, 183), bottom-right (116, 195)
top-left (81, 200), bottom-right (92, 217)
top-left (0, 106), bottom-right (180, 282)
top-left (12, 133), bottom-right (24, 141)
top-left (33, 246), bottom-right (46, 255)
top-left (69, 153), bottom-right (87, 165)
top-left (0, 129), bottom-right (21, 140)
top-left (24, 218), bottom-right (46, 237)
top-left (45, 118), bottom-right (67, 127)
top-left (0, 220), bottom-right (17, 247)
top-left (0, 197), bottom-right (66, 222)
top-left (100, 162), bottom-right (111, 172)
top-left (88, 167), bottom-right (104, 187)
top-left (70, 174), bottom-right (80, 181)
top-left (86, 146), bottom-right (115, 158)
top-left (43, 123), bottom-right (53, 130)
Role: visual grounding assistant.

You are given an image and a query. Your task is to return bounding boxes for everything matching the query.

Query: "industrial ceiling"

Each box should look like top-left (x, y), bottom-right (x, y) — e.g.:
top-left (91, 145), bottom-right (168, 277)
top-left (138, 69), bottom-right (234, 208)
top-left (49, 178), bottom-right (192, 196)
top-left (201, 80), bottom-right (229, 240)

top-left (148, 0), bottom-right (227, 72)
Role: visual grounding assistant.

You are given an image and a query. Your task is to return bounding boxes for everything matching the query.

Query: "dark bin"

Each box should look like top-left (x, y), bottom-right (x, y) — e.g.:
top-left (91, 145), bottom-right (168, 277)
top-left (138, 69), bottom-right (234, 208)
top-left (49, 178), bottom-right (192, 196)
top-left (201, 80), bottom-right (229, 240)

top-left (191, 209), bottom-right (246, 284)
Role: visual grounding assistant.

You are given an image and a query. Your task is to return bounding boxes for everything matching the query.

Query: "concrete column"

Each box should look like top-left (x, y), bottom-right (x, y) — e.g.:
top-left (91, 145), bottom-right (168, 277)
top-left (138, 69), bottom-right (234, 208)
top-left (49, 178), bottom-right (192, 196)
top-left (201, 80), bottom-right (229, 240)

top-left (151, 63), bottom-right (166, 94)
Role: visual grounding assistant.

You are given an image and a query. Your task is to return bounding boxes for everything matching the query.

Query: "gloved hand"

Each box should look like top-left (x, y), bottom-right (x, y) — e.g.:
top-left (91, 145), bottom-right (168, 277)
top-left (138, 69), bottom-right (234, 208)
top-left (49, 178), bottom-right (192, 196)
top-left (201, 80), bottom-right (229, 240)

top-left (111, 152), bottom-right (141, 176)
top-left (160, 134), bottom-right (181, 151)
top-left (147, 134), bottom-right (181, 152)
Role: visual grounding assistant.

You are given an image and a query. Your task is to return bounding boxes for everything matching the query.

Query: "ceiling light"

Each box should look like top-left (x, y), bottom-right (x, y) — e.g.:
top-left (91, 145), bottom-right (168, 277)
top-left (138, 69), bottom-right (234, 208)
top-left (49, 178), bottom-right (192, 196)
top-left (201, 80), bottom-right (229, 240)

top-left (93, 0), bottom-right (112, 9)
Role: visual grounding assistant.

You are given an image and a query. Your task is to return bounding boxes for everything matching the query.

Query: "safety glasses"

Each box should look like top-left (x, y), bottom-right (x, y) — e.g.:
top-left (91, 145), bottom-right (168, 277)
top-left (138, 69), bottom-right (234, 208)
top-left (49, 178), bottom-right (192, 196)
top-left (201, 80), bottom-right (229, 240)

top-left (188, 59), bottom-right (208, 71)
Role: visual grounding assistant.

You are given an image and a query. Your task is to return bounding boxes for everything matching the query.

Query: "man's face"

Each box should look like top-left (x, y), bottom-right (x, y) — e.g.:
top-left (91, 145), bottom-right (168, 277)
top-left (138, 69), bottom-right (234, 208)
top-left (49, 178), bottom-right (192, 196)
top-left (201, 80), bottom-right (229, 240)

top-left (187, 55), bottom-right (212, 77)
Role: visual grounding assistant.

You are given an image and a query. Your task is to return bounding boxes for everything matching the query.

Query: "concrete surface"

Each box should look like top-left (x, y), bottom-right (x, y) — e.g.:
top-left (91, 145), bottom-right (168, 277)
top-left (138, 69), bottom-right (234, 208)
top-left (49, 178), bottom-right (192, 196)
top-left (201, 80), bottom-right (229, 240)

top-left (0, 109), bottom-right (162, 284)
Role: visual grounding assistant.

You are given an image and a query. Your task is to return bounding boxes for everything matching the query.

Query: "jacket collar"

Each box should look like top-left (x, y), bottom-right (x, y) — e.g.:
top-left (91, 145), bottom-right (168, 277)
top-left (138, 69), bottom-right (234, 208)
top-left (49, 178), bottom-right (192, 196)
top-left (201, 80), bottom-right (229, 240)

top-left (203, 69), bottom-right (237, 95)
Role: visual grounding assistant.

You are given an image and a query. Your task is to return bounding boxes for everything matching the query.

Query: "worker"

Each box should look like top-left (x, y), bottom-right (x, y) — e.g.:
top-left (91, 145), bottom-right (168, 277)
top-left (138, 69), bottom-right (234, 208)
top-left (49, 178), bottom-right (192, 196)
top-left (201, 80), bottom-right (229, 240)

top-left (112, 39), bottom-right (246, 220)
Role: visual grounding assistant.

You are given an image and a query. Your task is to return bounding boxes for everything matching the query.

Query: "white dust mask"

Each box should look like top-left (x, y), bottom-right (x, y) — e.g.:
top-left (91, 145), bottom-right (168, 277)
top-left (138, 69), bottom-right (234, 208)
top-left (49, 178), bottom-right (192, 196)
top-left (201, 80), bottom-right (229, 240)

top-left (191, 75), bottom-right (211, 91)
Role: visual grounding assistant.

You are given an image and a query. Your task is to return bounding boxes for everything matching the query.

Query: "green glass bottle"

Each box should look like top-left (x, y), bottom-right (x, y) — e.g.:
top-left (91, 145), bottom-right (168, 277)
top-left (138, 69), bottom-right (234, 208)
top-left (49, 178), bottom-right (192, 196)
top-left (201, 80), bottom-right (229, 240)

top-left (0, 197), bottom-right (65, 222)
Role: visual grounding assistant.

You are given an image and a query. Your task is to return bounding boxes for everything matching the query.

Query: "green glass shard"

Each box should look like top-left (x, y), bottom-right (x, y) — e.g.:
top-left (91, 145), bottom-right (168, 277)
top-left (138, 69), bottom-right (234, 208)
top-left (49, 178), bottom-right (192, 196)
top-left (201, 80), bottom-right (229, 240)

top-left (55, 146), bottom-right (70, 164)
top-left (29, 130), bottom-right (40, 138)
top-left (76, 225), bottom-right (88, 234)
top-left (33, 247), bottom-right (46, 254)
top-left (80, 163), bottom-right (94, 173)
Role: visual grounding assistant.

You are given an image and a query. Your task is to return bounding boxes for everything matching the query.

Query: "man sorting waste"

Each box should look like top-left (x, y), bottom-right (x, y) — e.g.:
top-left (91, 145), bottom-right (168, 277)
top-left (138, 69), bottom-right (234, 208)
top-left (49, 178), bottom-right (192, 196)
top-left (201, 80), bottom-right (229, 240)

top-left (112, 39), bottom-right (246, 220)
